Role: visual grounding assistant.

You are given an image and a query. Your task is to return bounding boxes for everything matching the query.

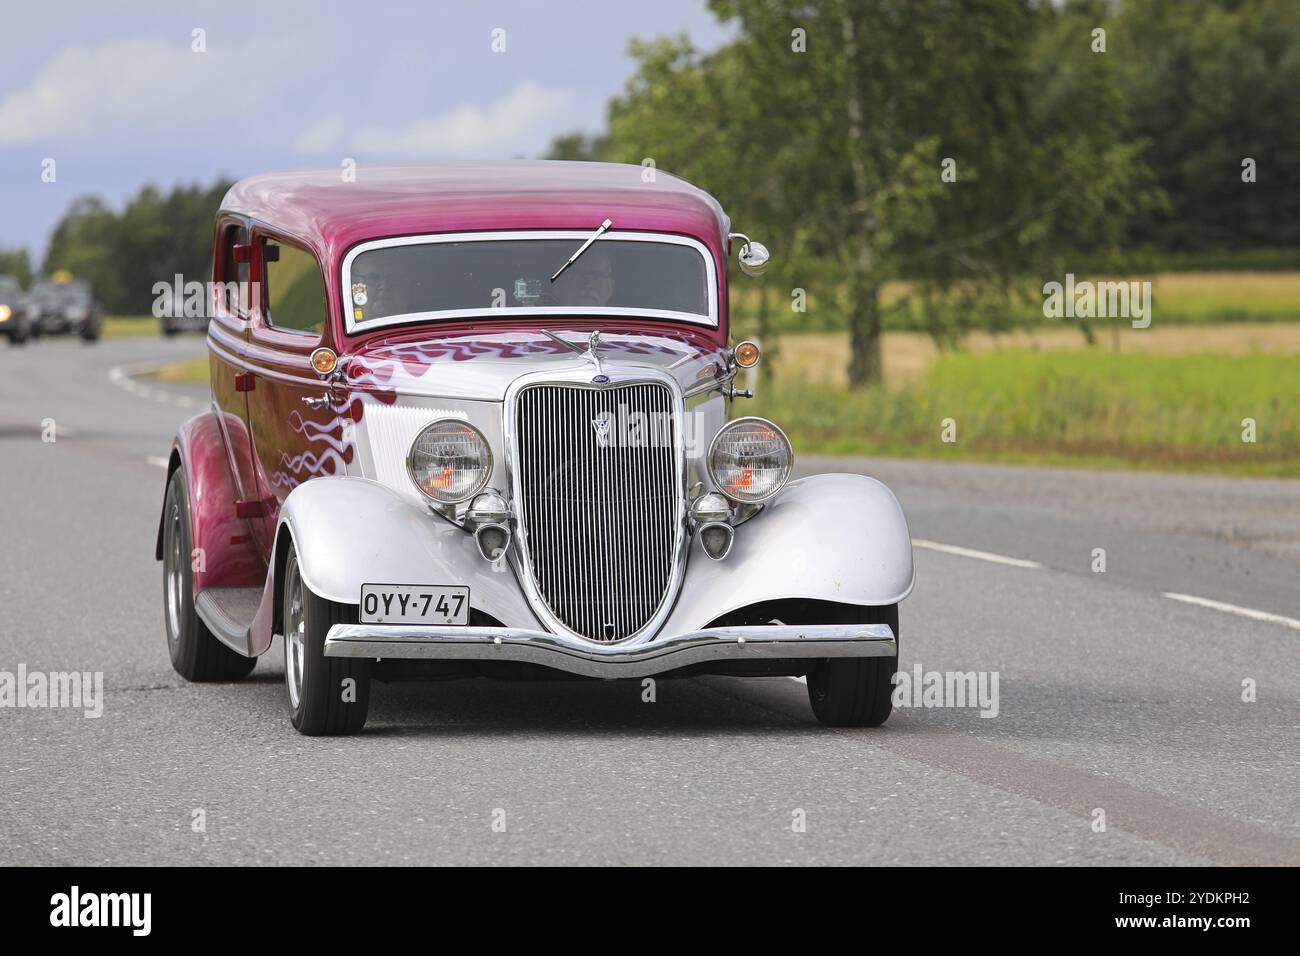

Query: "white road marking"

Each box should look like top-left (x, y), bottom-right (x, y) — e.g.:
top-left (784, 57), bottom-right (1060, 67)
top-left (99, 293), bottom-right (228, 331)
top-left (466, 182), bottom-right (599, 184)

top-left (779, 538), bottom-right (1040, 683)
top-left (146, 456), bottom-right (170, 469)
top-left (107, 361), bottom-right (199, 410)
top-left (1162, 592), bottom-right (1300, 631)
top-left (911, 538), bottom-right (1042, 569)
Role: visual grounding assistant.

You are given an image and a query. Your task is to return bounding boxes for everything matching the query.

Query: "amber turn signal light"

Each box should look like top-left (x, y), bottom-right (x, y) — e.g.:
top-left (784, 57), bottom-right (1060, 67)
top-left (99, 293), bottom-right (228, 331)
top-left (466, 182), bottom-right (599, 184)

top-left (310, 347), bottom-right (338, 375)
top-left (733, 340), bottom-right (761, 368)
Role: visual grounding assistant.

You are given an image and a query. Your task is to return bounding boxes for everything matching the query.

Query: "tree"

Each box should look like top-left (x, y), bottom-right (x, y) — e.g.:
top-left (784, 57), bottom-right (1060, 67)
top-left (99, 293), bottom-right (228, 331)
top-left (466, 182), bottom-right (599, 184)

top-left (552, 0), bottom-right (1161, 386)
top-left (1111, 0), bottom-right (1300, 250)
top-left (44, 179), bottom-right (233, 314)
top-left (707, 0), bottom-right (1158, 384)
top-left (0, 248), bottom-right (33, 287)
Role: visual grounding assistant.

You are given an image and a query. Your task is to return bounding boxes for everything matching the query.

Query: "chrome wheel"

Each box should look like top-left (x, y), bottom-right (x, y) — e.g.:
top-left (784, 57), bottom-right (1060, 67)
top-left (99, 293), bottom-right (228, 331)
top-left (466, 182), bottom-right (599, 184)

top-left (164, 498), bottom-right (184, 644)
top-left (284, 555), bottom-right (306, 709)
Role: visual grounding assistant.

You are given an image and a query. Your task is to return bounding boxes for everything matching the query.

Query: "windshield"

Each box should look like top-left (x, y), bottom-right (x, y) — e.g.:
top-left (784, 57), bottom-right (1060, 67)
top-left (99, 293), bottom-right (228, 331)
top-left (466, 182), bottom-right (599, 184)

top-left (343, 232), bottom-right (714, 332)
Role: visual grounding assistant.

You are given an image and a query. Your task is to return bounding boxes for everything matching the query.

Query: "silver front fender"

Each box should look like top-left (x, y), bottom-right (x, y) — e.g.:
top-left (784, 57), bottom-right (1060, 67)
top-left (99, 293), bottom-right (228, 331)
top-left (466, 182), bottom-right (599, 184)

top-left (276, 476), bottom-right (538, 628)
top-left (660, 473), bottom-right (914, 633)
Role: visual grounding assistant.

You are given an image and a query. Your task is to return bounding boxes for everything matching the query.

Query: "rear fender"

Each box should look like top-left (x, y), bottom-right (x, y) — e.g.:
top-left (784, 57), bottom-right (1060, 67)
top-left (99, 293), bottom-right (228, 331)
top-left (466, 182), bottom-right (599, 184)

top-left (154, 410), bottom-right (264, 594)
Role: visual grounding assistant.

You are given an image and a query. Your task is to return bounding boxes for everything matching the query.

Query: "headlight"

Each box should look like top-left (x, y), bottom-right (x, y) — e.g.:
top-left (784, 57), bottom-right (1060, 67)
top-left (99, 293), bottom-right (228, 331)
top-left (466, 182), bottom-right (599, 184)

top-left (708, 417), bottom-right (792, 503)
top-left (407, 419), bottom-right (492, 503)
top-left (0, 305), bottom-right (9, 321)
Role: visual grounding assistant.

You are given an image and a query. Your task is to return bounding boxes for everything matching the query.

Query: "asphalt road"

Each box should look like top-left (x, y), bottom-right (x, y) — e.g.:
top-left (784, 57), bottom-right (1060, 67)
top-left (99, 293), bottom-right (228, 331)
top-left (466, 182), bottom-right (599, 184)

top-left (1, 335), bottom-right (1297, 865)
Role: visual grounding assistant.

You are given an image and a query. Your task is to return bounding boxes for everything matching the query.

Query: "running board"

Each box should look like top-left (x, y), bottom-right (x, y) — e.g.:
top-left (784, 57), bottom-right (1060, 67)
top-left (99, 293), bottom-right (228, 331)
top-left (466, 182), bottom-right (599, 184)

top-left (194, 587), bottom-right (262, 657)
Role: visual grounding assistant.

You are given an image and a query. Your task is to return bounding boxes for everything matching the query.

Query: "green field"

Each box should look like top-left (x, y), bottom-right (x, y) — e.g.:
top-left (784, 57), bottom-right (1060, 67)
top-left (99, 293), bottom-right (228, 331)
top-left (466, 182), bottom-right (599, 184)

top-left (734, 270), bottom-right (1300, 335)
top-left (752, 348), bottom-right (1300, 476)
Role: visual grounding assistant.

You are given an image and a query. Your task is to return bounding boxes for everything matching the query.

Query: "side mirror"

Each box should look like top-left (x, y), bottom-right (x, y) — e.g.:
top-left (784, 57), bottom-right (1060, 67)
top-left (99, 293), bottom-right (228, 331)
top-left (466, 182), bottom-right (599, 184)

top-left (729, 232), bottom-right (770, 277)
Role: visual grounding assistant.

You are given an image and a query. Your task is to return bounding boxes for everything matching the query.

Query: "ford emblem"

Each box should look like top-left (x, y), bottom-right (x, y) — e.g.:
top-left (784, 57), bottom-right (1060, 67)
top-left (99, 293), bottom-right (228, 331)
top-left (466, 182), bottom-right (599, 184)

top-left (592, 374), bottom-right (610, 384)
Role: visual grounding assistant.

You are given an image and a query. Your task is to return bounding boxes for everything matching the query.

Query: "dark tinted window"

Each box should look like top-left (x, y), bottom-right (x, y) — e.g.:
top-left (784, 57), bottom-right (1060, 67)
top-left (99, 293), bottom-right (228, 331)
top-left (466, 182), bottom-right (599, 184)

top-left (219, 224), bottom-right (250, 315)
top-left (347, 238), bottom-right (709, 326)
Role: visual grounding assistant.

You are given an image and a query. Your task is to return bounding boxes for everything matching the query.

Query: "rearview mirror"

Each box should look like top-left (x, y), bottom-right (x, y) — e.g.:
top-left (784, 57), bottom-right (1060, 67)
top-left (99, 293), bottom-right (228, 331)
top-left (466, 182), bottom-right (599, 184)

top-left (729, 232), bottom-right (770, 277)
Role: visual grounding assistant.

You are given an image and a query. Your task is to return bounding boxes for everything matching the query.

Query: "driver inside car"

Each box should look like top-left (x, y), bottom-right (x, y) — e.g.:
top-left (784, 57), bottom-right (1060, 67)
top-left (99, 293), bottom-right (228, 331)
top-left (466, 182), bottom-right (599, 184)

top-left (568, 247), bottom-right (615, 307)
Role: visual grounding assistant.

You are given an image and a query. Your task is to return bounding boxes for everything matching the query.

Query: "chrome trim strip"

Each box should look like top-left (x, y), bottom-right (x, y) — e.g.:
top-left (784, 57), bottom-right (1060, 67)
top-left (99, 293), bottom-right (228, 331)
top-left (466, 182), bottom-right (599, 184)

top-left (340, 230), bottom-right (720, 334)
top-left (324, 622), bottom-right (897, 679)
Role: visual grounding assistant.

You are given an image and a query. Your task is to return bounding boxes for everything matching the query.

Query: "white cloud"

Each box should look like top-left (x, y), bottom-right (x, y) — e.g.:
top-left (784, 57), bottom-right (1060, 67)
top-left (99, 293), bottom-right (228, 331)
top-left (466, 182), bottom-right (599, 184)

top-left (0, 30), bottom-right (340, 151)
top-left (338, 80), bottom-right (575, 158)
top-left (0, 37), bottom-right (222, 147)
top-left (296, 115), bottom-right (346, 154)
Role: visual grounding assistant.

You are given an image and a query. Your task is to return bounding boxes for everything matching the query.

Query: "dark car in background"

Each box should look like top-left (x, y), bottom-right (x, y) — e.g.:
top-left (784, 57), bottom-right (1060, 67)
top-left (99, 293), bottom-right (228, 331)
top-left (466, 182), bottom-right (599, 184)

top-left (159, 287), bottom-right (209, 336)
top-left (0, 275), bottom-right (33, 345)
top-left (29, 278), bottom-right (101, 342)
top-left (24, 281), bottom-right (62, 338)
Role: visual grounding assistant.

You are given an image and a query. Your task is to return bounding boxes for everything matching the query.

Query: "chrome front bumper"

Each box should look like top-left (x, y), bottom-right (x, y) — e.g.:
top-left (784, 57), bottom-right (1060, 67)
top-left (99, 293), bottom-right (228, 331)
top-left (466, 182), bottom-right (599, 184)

top-left (324, 623), bottom-right (897, 679)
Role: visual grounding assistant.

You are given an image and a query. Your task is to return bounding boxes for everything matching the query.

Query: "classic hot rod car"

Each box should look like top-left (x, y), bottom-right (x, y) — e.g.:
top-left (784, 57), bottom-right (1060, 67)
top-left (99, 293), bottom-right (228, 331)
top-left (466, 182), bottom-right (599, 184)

top-left (156, 162), bottom-right (914, 735)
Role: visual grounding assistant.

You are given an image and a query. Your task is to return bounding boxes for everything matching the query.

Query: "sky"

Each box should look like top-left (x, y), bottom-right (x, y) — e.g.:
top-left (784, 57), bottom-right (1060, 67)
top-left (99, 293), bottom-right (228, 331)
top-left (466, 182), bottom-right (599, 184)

top-left (0, 0), bottom-right (735, 261)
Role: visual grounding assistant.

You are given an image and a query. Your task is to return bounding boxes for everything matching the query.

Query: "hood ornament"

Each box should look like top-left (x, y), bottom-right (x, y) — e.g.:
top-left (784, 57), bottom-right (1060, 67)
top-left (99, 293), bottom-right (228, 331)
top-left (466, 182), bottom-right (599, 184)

top-left (541, 328), bottom-right (607, 381)
top-left (583, 331), bottom-right (605, 378)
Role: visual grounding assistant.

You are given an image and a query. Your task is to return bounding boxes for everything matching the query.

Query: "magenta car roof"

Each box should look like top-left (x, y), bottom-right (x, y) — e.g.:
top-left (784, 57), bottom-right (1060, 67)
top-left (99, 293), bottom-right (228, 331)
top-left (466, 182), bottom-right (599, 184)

top-left (221, 161), bottom-right (732, 267)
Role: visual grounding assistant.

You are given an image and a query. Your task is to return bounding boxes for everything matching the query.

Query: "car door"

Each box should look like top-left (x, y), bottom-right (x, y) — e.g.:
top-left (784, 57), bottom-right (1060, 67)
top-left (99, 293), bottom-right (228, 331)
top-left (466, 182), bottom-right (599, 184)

top-left (207, 216), bottom-right (271, 561)
top-left (242, 228), bottom-right (343, 553)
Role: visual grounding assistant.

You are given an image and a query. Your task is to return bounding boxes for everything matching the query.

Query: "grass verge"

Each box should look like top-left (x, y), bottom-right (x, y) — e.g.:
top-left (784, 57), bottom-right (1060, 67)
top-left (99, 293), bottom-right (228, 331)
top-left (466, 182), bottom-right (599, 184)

top-left (140, 355), bottom-right (208, 384)
top-left (752, 348), bottom-right (1300, 477)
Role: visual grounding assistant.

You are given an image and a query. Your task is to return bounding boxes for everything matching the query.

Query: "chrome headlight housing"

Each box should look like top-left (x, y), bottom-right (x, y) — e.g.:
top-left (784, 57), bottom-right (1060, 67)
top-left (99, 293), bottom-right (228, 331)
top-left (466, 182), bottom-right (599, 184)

top-left (707, 416), bottom-right (792, 503)
top-left (407, 419), bottom-right (492, 504)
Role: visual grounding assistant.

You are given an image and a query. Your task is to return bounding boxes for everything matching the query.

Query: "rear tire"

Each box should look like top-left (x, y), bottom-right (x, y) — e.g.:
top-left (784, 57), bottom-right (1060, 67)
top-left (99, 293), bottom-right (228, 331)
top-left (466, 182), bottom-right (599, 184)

top-left (807, 604), bottom-right (899, 727)
top-left (163, 469), bottom-right (257, 681)
top-left (283, 544), bottom-right (371, 735)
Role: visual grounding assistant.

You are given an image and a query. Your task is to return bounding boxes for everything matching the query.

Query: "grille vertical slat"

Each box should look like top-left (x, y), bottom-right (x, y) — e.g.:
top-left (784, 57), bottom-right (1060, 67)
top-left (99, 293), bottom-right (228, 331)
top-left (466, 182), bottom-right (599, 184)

top-left (516, 382), bottom-right (679, 642)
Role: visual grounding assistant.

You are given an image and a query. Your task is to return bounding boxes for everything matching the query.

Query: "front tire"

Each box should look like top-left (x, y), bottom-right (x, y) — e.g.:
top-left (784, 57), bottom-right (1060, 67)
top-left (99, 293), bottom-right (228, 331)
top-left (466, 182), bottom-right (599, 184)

top-left (163, 468), bottom-right (257, 681)
top-left (807, 604), bottom-right (899, 727)
top-left (282, 544), bottom-right (371, 735)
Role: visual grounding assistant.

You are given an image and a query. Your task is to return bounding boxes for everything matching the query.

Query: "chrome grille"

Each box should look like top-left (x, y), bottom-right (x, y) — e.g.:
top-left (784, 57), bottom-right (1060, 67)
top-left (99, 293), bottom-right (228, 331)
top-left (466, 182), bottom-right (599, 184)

top-left (514, 382), bottom-right (680, 642)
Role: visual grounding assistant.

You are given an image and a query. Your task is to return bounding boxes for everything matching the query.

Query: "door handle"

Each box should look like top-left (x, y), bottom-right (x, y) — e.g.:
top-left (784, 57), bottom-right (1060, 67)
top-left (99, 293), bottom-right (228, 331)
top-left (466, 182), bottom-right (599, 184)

top-left (301, 394), bottom-right (331, 409)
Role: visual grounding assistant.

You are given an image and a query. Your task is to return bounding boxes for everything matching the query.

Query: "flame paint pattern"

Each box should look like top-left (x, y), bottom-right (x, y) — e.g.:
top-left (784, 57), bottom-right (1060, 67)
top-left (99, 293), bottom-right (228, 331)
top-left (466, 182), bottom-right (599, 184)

top-left (266, 331), bottom-right (722, 492)
top-left (345, 331), bottom-right (717, 402)
top-left (270, 398), bottom-right (359, 492)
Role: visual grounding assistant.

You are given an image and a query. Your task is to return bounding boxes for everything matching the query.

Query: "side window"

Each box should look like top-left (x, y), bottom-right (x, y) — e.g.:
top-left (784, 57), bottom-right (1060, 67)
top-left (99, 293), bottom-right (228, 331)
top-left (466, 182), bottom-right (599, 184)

top-left (263, 239), bottom-right (326, 336)
top-left (218, 223), bottom-right (250, 316)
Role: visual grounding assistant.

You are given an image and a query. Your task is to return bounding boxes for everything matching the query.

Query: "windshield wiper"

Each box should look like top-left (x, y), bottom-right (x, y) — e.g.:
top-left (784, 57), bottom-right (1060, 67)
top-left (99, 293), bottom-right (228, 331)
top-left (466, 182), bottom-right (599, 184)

top-left (550, 218), bottom-right (613, 283)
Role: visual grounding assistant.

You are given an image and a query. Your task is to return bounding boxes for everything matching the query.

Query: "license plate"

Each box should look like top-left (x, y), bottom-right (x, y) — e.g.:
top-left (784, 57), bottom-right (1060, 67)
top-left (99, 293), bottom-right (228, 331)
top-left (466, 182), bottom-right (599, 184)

top-left (359, 584), bottom-right (469, 625)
